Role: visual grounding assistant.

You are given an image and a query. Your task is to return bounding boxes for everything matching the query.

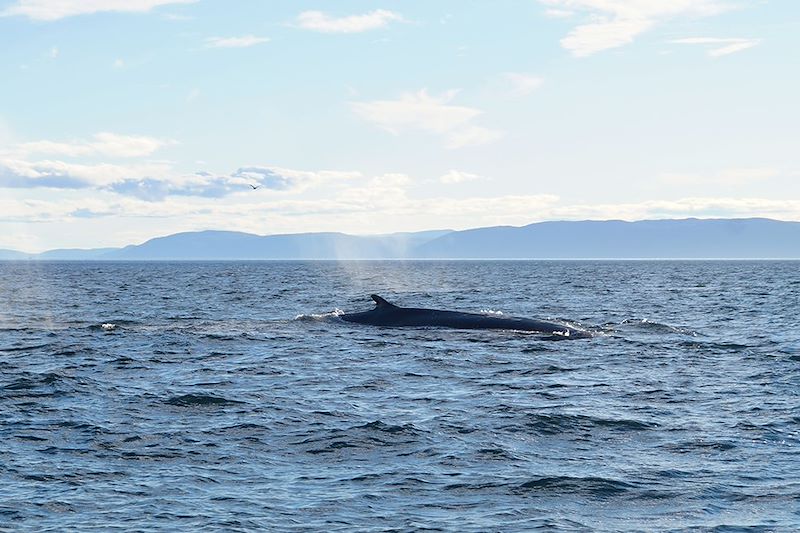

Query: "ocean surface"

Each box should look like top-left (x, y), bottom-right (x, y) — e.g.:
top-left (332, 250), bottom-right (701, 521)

top-left (0, 260), bottom-right (798, 532)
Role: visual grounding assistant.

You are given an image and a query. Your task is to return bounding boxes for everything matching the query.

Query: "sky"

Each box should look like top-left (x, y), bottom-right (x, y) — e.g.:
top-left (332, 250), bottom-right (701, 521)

top-left (1, 0), bottom-right (798, 252)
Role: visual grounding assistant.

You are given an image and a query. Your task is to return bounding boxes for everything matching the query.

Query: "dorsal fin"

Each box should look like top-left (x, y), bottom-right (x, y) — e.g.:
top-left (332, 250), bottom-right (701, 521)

top-left (371, 294), bottom-right (396, 308)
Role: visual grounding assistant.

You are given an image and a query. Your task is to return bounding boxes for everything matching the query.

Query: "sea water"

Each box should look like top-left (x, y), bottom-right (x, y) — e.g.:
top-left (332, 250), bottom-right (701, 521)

top-left (0, 261), bottom-right (798, 531)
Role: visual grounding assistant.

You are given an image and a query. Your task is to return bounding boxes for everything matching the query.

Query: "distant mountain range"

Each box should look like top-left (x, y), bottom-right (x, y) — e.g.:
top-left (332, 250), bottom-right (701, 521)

top-left (3, 218), bottom-right (800, 260)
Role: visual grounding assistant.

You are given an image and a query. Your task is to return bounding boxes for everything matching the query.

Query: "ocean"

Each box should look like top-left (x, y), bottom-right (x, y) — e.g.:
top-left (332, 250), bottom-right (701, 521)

top-left (1, 260), bottom-right (798, 531)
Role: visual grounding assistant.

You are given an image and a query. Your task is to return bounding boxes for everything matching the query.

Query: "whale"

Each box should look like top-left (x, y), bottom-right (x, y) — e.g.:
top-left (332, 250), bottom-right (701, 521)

top-left (340, 295), bottom-right (588, 338)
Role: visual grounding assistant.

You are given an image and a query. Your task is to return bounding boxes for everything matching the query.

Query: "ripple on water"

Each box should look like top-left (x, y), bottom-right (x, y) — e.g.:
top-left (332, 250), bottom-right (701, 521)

top-left (291, 420), bottom-right (428, 456)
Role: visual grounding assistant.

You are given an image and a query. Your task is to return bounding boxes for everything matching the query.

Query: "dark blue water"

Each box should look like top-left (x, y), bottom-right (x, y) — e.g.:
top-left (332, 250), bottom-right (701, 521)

top-left (1, 261), bottom-right (798, 531)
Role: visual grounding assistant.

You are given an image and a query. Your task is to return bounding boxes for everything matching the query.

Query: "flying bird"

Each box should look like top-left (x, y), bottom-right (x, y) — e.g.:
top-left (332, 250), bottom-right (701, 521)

top-left (249, 184), bottom-right (260, 190)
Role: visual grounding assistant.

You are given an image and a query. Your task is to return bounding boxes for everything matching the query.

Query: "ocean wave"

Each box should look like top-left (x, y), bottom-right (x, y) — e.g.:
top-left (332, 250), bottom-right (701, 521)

top-left (517, 475), bottom-right (635, 497)
top-left (522, 412), bottom-right (658, 435)
top-left (1, 372), bottom-right (83, 399)
top-left (619, 318), bottom-right (699, 336)
top-left (292, 419), bottom-right (426, 455)
top-left (0, 342), bottom-right (55, 353)
top-left (165, 394), bottom-right (246, 407)
top-left (663, 439), bottom-right (738, 453)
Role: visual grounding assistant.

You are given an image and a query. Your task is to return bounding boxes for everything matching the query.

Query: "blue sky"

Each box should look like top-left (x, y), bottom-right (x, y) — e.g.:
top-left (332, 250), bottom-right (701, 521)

top-left (1, 0), bottom-right (798, 251)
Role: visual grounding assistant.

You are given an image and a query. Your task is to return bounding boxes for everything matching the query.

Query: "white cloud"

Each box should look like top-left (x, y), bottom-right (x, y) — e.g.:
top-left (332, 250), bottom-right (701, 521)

top-left (502, 73), bottom-right (544, 97)
top-left (440, 170), bottom-right (482, 184)
top-left (351, 89), bottom-right (502, 149)
top-left (228, 166), bottom-right (360, 193)
top-left (429, 195), bottom-right (560, 219)
top-left (0, 195), bottom-right (123, 223)
top-left (2, 0), bottom-right (197, 21)
top-left (0, 156), bottom-right (360, 200)
top-left (708, 41), bottom-right (758, 57)
top-left (1, 132), bottom-right (242, 197)
top-left (49, 46), bottom-right (58, 59)
top-left (369, 173), bottom-right (411, 188)
top-left (205, 35), bottom-right (270, 49)
top-left (0, 158), bottom-right (173, 188)
top-left (12, 132), bottom-right (174, 158)
top-left (671, 37), bottom-right (760, 57)
top-left (296, 9), bottom-right (403, 33)
top-left (562, 16), bottom-right (653, 57)
top-left (660, 167), bottom-right (777, 185)
top-left (540, 0), bottom-right (733, 56)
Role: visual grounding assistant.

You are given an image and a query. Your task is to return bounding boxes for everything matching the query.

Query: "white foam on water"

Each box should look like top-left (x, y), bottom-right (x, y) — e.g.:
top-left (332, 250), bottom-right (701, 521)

top-left (293, 309), bottom-right (345, 321)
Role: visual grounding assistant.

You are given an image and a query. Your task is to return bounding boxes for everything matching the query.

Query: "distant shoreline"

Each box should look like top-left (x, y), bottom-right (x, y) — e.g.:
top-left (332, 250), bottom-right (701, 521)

top-left (3, 218), bottom-right (800, 260)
